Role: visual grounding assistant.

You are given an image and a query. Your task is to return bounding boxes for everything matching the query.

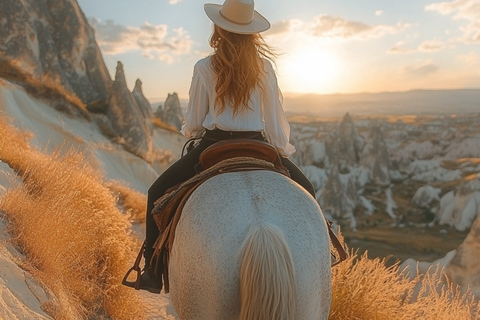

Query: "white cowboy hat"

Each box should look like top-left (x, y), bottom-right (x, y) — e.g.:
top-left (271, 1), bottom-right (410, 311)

top-left (204, 0), bottom-right (270, 34)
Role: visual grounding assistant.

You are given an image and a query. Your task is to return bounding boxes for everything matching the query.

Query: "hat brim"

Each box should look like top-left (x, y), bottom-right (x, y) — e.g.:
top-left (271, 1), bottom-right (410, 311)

top-left (204, 3), bottom-right (270, 35)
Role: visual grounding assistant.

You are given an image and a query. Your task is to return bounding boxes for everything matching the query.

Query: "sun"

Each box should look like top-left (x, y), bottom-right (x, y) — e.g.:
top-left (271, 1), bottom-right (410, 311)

top-left (278, 44), bottom-right (341, 94)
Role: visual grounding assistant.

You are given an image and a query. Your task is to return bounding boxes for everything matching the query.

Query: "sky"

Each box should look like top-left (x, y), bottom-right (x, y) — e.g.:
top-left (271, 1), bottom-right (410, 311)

top-left (76, 0), bottom-right (480, 103)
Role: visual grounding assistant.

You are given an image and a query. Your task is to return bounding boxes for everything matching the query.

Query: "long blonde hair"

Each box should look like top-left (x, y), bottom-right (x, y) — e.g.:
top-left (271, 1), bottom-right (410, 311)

top-left (209, 25), bottom-right (276, 116)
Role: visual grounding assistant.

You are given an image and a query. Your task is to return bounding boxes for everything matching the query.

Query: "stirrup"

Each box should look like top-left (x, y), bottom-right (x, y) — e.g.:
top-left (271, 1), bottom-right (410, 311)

top-left (122, 240), bottom-right (145, 290)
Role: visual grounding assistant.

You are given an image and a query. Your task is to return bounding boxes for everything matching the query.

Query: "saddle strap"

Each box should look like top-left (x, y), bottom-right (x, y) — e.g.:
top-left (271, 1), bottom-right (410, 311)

top-left (327, 221), bottom-right (348, 266)
top-left (152, 179), bottom-right (204, 293)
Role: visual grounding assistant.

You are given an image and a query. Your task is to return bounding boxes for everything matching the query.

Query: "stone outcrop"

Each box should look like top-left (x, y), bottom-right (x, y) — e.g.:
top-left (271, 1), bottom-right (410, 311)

top-left (0, 0), bottom-right (112, 112)
top-left (360, 125), bottom-right (391, 186)
top-left (133, 79), bottom-right (154, 134)
top-left (412, 185), bottom-right (441, 209)
top-left (155, 93), bottom-right (184, 130)
top-left (436, 178), bottom-right (480, 231)
top-left (326, 113), bottom-right (364, 167)
top-left (445, 213), bottom-right (480, 296)
top-left (0, 0), bottom-right (158, 161)
top-left (108, 62), bottom-right (152, 161)
top-left (319, 165), bottom-right (358, 229)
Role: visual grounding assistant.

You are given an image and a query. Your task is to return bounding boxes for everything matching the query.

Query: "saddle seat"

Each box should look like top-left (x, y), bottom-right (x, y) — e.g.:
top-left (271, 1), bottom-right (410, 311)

top-left (199, 138), bottom-right (286, 171)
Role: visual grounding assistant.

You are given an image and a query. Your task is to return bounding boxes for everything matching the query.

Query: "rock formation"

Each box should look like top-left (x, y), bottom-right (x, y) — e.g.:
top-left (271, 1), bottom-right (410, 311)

top-left (108, 62), bottom-right (152, 161)
top-left (133, 79), bottom-right (154, 134)
top-left (155, 93), bottom-right (184, 130)
top-left (319, 165), bottom-right (358, 229)
top-left (412, 185), bottom-right (441, 209)
top-left (360, 125), bottom-right (391, 186)
top-left (0, 0), bottom-right (111, 112)
top-left (326, 113), bottom-right (364, 167)
top-left (445, 213), bottom-right (480, 296)
top-left (0, 0), bottom-right (157, 161)
top-left (436, 178), bottom-right (480, 231)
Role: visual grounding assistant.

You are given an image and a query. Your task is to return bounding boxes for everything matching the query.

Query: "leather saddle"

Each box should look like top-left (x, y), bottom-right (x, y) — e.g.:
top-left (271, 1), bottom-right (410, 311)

top-left (199, 139), bottom-right (286, 172)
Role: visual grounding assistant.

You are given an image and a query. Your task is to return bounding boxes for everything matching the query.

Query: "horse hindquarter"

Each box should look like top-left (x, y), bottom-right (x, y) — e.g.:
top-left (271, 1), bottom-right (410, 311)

top-left (168, 171), bottom-right (332, 320)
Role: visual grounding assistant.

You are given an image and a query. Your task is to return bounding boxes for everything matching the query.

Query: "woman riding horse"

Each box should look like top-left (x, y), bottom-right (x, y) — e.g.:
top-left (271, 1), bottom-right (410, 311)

top-left (133, 0), bottom-right (316, 294)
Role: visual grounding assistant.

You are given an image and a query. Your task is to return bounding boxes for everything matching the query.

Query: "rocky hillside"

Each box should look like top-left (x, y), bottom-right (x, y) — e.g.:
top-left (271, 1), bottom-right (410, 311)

top-left (290, 112), bottom-right (480, 295)
top-left (0, 0), bottom-right (184, 161)
top-left (291, 113), bottom-right (480, 231)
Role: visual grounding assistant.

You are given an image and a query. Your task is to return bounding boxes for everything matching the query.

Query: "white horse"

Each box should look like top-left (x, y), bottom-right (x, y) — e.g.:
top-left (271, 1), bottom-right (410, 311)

top-left (168, 170), bottom-right (332, 320)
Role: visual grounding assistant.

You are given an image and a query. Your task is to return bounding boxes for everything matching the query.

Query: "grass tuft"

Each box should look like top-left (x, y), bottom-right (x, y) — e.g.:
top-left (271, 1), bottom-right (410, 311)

top-left (152, 117), bottom-right (179, 133)
top-left (0, 59), bottom-right (90, 119)
top-left (0, 115), bottom-right (144, 319)
top-left (330, 238), bottom-right (479, 319)
top-left (108, 180), bottom-right (147, 223)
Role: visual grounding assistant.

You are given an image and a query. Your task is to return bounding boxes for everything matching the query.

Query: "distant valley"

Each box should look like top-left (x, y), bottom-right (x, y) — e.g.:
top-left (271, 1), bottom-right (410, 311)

top-left (151, 88), bottom-right (480, 120)
top-left (283, 88), bottom-right (480, 118)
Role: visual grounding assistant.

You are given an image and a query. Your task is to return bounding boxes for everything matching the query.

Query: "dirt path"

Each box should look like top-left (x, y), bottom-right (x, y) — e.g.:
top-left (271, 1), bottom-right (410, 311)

top-left (138, 291), bottom-right (178, 320)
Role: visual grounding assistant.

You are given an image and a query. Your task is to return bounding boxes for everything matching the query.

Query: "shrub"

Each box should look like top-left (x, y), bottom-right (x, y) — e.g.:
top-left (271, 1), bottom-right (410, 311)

top-left (0, 59), bottom-right (89, 118)
top-left (108, 180), bottom-right (147, 223)
top-left (152, 117), bottom-right (179, 133)
top-left (330, 248), bottom-right (479, 319)
top-left (0, 116), bottom-right (144, 319)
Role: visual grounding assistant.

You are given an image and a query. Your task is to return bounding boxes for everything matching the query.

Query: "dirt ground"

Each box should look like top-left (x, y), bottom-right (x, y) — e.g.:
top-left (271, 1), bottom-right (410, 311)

top-left (341, 222), bottom-right (467, 266)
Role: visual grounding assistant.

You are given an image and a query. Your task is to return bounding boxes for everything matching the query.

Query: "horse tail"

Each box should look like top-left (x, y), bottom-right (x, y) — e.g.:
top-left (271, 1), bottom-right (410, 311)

top-left (239, 223), bottom-right (296, 320)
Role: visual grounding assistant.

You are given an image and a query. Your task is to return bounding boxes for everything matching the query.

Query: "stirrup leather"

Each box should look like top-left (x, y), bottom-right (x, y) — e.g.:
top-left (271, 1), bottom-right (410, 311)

top-left (327, 220), bottom-right (348, 266)
top-left (122, 240), bottom-right (145, 290)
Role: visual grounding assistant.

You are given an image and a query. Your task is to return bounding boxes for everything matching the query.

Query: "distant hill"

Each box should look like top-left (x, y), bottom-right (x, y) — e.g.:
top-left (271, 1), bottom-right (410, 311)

top-left (283, 89), bottom-right (480, 117)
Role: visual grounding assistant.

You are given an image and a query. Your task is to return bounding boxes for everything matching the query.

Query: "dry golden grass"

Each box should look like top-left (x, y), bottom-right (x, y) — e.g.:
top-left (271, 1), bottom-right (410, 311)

top-left (108, 180), bottom-right (147, 223)
top-left (0, 116), bottom-right (145, 319)
top-left (330, 251), bottom-right (412, 319)
top-left (152, 117), bottom-right (179, 133)
top-left (330, 247), bottom-right (479, 320)
top-left (0, 59), bottom-right (89, 119)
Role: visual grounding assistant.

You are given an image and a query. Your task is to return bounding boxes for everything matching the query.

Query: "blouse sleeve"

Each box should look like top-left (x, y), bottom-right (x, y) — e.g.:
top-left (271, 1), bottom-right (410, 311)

top-left (181, 62), bottom-right (209, 138)
top-left (262, 61), bottom-right (296, 157)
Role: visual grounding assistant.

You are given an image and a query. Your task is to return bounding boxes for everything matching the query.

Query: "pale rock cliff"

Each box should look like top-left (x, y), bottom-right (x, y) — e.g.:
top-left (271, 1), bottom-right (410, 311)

top-left (0, 0), bottom-right (157, 161)
top-left (0, 0), bottom-right (111, 111)
top-left (133, 79), bottom-right (154, 135)
top-left (445, 213), bottom-right (480, 296)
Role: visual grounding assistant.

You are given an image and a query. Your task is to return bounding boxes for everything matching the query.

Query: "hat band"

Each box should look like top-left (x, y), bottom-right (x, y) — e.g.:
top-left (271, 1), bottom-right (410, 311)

top-left (219, 9), bottom-right (252, 26)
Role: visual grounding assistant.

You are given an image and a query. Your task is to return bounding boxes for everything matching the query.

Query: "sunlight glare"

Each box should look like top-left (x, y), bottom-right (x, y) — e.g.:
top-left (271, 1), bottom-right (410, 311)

top-left (279, 45), bottom-right (341, 94)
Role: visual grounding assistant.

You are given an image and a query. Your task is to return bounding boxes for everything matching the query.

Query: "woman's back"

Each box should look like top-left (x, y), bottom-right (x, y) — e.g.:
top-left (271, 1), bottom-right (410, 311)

top-left (183, 55), bottom-right (295, 157)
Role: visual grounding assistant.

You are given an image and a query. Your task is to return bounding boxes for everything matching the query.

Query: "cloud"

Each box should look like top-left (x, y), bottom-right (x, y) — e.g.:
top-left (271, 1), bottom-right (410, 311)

top-left (88, 18), bottom-right (192, 62)
top-left (425, 0), bottom-right (480, 43)
top-left (266, 15), bottom-right (410, 41)
top-left (388, 41), bottom-right (415, 54)
top-left (265, 19), bottom-right (303, 36)
top-left (375, 10), bottom-right (384, 16)
top-left (457, 51), bottom-right (480, 66)
top-left (169, 0), bottom-right (183, 4)
top-left (389, 39), bottom-right (447, 54)
top-left (403, 61), bottom-right (439, 76)
top-left (417, 39), bottom-right (446, 52)
top-left (310, 15), bottom-right (410, 40)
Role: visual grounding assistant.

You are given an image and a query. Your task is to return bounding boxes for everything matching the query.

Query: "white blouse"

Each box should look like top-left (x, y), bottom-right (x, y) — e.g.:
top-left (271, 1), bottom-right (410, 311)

top-left (181, 56), bottom-right (296, 157)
